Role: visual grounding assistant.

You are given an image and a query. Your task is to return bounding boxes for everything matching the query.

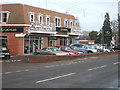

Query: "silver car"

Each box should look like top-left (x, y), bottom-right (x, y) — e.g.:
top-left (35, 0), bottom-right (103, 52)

top-left (36, 47), bottom-right (69, 55)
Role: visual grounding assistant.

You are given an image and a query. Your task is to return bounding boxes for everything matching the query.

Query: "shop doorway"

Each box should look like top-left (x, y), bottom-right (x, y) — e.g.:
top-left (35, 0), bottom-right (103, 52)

top-left (48, 37), bottom-right (57, 47)
top-left (24, 36), bottom-right (44, 55)
top-left (0, 35), bottom-right (8, 47)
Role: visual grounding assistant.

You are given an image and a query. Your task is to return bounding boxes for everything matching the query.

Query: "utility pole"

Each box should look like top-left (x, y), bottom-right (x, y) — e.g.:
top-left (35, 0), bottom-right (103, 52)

top-left (118, 1), bottom-right (120, 50)
top-left (46, 0), bottom-right (47, 9)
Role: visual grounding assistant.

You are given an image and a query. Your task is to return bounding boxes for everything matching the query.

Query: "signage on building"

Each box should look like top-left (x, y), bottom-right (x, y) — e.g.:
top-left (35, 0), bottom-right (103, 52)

top-left (49, 37), bottom-right (57, 40)
top-left (56, 27), bottom-right (71, 32)
top-left (0, 28), bottom-right (24, 32)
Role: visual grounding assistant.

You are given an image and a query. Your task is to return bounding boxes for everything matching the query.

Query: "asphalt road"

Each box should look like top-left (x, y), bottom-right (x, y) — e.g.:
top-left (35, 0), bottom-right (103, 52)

top-left (1, 54), bottom-right (119, 89)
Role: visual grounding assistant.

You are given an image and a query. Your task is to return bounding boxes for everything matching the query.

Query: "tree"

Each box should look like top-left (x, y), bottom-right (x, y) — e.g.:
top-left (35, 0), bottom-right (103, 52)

top-left (89, 31), bottom-right (98, 43)
top-left (101, 13), bottom-right (112, 45)
top-left (110, 20), bottom-right (119, 45)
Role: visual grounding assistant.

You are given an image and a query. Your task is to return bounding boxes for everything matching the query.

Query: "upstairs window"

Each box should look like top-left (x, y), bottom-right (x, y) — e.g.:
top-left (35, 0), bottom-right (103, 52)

top-left (30, 14), bottom-right (34, 22)
top-left (38, 14), bottom-right (43, 24)
top-left (28, 12), bottom-right (34, 23)
top-left (2, 13), bottom-right (7, 22)
top-left (46, 17), bottom-right (50, 25)
top-left (70, 21), bottom-right (73, 27)
top-left (0, 11), bottom-right (10, 23)
top-left (55, 17), bottom-right (61, 27)
top-left (64, 19), bottom-right (68, 27)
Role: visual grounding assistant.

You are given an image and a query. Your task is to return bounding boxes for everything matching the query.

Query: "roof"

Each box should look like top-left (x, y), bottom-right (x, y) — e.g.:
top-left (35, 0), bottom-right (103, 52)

top-left (0, 3), bottom-right (76, 24)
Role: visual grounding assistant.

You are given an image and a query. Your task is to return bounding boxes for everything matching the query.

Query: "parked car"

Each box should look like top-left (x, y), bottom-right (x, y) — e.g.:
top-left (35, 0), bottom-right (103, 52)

top-left (0, 46), bottom-right (10, 59)
top-left (55, 46), bottom-right (80, 55)
top-left (69, 43), bottom-right (98, 53)
top-left (36, 47), bottom-right (69, 55)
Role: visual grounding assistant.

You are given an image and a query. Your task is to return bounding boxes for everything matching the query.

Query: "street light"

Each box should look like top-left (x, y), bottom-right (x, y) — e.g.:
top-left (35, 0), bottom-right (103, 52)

top-left (118, 1), bottom-right (120, 50)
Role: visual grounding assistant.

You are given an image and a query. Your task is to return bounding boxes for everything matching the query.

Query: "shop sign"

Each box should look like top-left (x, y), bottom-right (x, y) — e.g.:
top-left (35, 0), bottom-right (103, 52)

top-left (49, 37), bottom-right (57, 40)
top-left (0, 28), bottom-right (24, 32)
top-left (56, 27), bottom-right (71, 32)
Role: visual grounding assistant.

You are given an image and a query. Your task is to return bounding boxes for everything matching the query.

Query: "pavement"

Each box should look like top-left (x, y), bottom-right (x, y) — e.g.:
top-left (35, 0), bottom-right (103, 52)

top-left (1, 53), bottom-right (120, 89)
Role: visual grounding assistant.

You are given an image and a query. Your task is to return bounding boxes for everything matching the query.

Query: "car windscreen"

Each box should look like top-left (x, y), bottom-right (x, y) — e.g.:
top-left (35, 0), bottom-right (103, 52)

top-left (49, 48), bottom-right (60, 51)
top-left (0, 47), bottom-right (8, 50)
top-left (61, 47), bottom-right (72, 50)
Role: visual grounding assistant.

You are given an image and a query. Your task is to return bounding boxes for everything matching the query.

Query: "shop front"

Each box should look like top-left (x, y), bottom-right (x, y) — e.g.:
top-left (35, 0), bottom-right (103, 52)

top-left (24, 35), bottom-right (44, 55)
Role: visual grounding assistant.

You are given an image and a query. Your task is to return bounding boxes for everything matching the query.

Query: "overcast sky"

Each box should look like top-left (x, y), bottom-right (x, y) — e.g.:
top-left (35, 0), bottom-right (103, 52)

top-left (0, 0), bottom-right (119, 31)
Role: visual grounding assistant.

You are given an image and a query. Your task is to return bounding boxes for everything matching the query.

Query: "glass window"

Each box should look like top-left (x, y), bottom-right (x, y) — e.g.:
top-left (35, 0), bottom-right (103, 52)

top-left (64, 20), bottom-right (68, 27)
top-left (46, 17), bottom-right (50, 25)
top-left (2, 13), bottom-right (7, 22)
top-left (30, 14), bottom-right (34, 22)
top-left (55, 17), bottom-right (61, 27)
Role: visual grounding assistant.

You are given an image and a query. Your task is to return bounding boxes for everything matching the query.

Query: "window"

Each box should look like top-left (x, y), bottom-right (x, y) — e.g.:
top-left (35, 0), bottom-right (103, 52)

top-left (0, 35), bottom-right (8, 46)
top-left (70, 21), bottom-right (73, 27)
top-left (30, 14), bottom-right (34, 22)
top-left (0, 11), bottom-right (10, 23)
top-left (55, 17), bottom-right (61, 27)
top-left (29, 12), bottom-right (34, 23)
top-left (2, 13), bottom-right (7, 22)
top-left (38, 14), bottom-right (43, 24)
top-left (46, 17), bottom-right (50, 25)
top-left (64, 19), bottom-right (68, 27)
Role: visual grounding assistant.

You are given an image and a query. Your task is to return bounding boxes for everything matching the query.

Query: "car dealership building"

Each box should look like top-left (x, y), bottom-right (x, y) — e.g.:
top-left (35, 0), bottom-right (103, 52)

top-left (0, 3), bottom-right (82, 55)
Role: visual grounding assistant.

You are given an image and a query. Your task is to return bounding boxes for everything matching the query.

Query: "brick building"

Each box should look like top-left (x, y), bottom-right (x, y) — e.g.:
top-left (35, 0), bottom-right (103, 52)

top-left (0, 3), bottom-right (82, 55)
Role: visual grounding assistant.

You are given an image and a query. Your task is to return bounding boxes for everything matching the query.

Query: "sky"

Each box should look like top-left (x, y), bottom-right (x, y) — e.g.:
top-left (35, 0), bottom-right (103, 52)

top-left (0, 0), bottom-right (119, 31)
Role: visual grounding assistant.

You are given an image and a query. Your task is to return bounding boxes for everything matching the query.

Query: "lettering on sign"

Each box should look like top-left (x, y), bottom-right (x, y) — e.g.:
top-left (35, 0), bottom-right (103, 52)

top-left (0, 28), bottom-right (24, 32)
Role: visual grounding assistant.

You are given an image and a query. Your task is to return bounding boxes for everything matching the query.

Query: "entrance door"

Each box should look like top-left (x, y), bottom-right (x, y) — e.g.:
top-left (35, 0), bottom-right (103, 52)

top-left (24, 36), bottom-right (44, 55)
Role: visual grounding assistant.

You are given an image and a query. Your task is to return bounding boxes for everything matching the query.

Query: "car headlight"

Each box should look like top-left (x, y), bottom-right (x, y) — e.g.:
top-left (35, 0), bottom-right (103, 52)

top-left (69, 52), bottom-right (75, 55)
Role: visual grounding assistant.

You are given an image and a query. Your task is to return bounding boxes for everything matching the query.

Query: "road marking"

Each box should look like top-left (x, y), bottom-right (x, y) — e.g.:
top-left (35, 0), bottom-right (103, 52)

top-left (36, 73), bottom-right (75, 83)
top-left (113, 62), bottom-right (120, 65)
top-left (15, 70), bottom-right (21, 73)
top-left (25, 69), bottom-right (29, 71)
top-left (5, 72), bottom-right (12, 74)
top-left (17, 60), bottom-right (21, 62)
top-left (88, 65), bottom-right (107, 71)
top-left (84, 58), bottom-right (88, 60)
top-left (90, 57), bottom-right (98, 59)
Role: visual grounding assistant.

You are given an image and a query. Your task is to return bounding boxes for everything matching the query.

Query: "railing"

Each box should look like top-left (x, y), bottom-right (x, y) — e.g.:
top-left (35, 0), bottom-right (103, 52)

top-left (28, 22), bottom-right (56, 34)
top-left (69, 26), bottom-right (83, 36)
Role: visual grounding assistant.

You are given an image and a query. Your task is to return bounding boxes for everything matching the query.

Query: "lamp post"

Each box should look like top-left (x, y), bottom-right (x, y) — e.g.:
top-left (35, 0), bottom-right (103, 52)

top-left (118, 1), bottom-right (120, 50)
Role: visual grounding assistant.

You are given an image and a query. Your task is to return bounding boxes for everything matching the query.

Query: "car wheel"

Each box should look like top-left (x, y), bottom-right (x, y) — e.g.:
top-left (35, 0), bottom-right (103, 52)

top-left (88, 51), bottom-right (93, 53)
top-left (5, 55), bottom-right (10, 59)
top-left (36, 53), bottom-right (41, 55)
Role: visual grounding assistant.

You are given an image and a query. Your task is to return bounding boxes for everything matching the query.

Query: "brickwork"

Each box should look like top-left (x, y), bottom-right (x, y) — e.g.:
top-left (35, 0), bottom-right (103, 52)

top-left (29, 51), bottom-right (119, 63)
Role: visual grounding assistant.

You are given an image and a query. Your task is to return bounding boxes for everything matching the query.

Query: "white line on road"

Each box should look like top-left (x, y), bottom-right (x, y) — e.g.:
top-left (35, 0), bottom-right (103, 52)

top-left (25, 69), bottom-right (29, 71)
top-left (113, 62), bottom-right (120, 65)
top-left (88, 65), bottom-right (107, 71)
top-left (15, 70), bottom-right (21, 73)
top-left (5, 72), bottom-right (12, 74)
top-left (36, 73), bottom-right (76, 83)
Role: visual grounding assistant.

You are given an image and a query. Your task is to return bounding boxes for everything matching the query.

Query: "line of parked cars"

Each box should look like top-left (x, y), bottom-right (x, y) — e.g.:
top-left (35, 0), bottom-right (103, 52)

top-left (35, 43), bottom-right (113, 56)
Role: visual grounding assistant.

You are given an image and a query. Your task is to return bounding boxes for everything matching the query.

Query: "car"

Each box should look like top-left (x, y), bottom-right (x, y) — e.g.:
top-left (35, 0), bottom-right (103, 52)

top-left (55, 46), bottom-right (80, 55)
top-left (69, 43), bottom-right (98, 53)
top-left (0, 46), bottom-right (10, 59)
top-left (69, 46), bottom-right (88, 54)
top-left (36, 47), bottom-right (69, 55)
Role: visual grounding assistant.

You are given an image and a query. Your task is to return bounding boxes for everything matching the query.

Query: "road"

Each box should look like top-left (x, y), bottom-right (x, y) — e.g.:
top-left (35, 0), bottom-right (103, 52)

top-left (1, 54), bottom-right (119, 88)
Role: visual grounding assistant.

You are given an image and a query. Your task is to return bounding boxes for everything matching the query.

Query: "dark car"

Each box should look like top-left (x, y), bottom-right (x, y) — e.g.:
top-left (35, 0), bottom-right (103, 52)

top-left (0, 46), bottom-right (10, 59)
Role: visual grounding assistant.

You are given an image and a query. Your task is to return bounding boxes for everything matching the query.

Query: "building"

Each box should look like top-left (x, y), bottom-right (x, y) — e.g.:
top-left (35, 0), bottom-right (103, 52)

top-left (76, 40), bottom-right (94, 44)
top-left (0, 3), bottom-right (82, 55)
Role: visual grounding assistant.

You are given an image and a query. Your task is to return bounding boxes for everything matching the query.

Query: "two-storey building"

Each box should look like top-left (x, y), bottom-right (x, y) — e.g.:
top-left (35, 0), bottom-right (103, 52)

top-left (0, 3), bottom-right (82, 55)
